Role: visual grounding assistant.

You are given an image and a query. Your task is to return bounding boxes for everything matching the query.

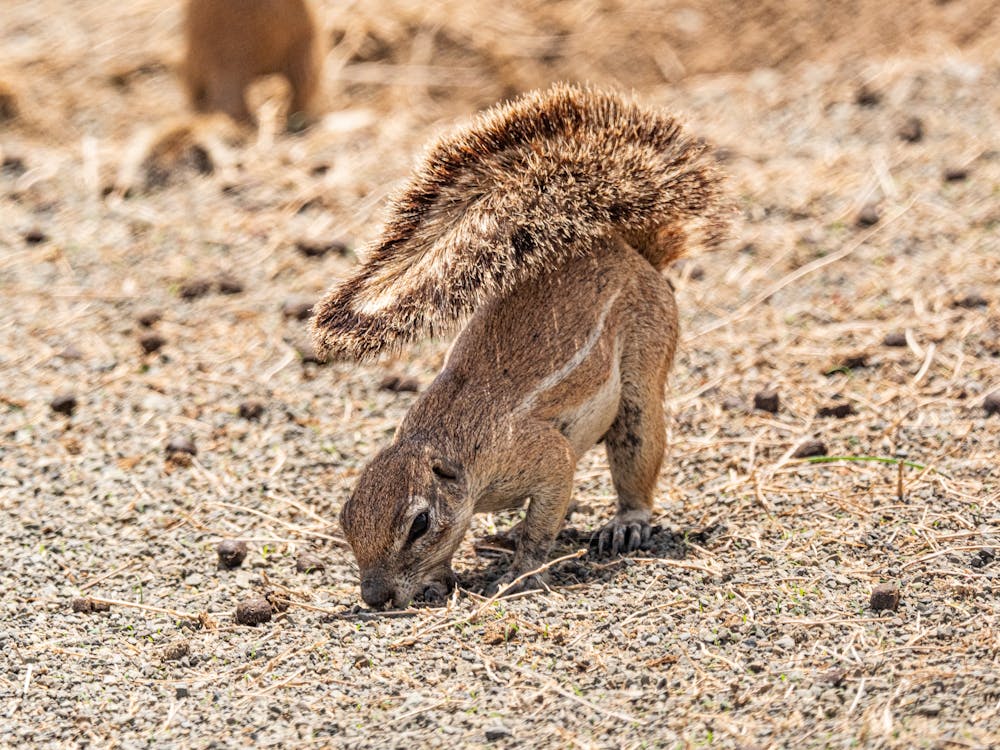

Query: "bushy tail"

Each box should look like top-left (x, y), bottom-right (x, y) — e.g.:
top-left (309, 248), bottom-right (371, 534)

top-left (312, 83), bottom-right (727, 361)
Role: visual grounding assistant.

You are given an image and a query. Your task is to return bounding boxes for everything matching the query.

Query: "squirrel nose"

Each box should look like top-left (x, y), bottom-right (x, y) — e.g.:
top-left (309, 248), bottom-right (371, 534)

top-left (360, 577), bottom-right (393, 608)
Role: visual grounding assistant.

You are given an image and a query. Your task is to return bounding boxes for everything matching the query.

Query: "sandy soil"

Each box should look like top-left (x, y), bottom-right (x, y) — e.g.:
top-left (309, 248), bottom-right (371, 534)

top-left (2, 1), bottom-right (999, 747)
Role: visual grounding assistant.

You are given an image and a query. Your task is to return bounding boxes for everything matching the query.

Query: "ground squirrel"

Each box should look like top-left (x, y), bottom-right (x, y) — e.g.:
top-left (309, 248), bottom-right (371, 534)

top-left (312, 84), bottom-right (727, 608)
top-left (182, 0), bottom-right (320, 126)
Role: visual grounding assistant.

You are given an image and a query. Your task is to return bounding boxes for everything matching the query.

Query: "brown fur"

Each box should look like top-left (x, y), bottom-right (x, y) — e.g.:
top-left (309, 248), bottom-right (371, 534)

top-left (312, 84), bottom-right (727, 607)
top-left (182, 0), bottom-right (321, 125)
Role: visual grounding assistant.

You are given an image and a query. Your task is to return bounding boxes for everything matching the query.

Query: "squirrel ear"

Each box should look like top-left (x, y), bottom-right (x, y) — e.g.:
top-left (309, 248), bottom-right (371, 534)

top-left (431, 458), bottom-right (461, 481)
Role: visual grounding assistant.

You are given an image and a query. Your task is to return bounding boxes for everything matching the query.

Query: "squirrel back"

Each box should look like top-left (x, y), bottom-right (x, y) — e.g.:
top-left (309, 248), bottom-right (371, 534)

top-left (312, 83), bottom-right (727, 361)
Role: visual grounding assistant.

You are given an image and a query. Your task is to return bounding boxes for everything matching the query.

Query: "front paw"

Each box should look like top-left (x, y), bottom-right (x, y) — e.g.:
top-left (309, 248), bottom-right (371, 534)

top-left (484, 570), bottom-right (546, 598)
top-left (596, 512), bottom-right (652, 556)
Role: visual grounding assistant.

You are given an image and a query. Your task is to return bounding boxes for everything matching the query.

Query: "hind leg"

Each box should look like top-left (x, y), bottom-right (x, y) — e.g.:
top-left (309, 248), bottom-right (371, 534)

top-left (205, 70), bottom-right (252, 123)
top-left (597, 382), bottom-right (667, 555)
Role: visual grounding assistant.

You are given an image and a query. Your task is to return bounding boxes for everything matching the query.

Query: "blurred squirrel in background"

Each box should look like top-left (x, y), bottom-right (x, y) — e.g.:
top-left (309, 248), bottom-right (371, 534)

top-left (312, 84), bottom-right (728, 608)
top-left (182, 0), bottom-right (320, 127)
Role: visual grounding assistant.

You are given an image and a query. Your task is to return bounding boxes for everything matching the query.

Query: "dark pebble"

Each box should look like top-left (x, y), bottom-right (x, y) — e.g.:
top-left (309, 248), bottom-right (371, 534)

top-left (165, 435), bottom-right (197, 456)
top-left (916, 702), bottom-right (941, 717)
top-left (296, 552), bottom-right (325, 573)
top-left (753, 388), bottom-right (780, 414)
top-left (216, 274), bottom-right (244, 294)
top-left (217, 539), bottom-right (248, 569)
top-left (235, 597), bottom-right (273, 626)
top-left (139, 332), bottom-right (166, 354)
top-left (821, 668), bottom-right (847, 687)
top-left (953, 292), bottom-right (988, 309)
top-left (855, 203), bottom-right (880, 227)
top-left (161, 640), bottom-right (190, 661)
top-left (137, 309), bottom-right (163, 327)
top-left (2, 154), bottom-right (27, 175)
top-left (296, 239), bottom-right (349, 258)
top-left (179, 279), bottom-right (212, 300)
top-left (23, 228), bottom-right (48, 244)
top-left (980, 548), bottom-right (996, 562)
top-left (869, 583), bottom-right (900, 611)
top-left (897, 116), bottom-right (924, 143)
top-left (282, 299), bottom-right (314, 321)
top-left (485, 725), bottom-right (512, 742)
top-left (984, 391), bottom-right (1000, 416)
top-left (71, 597), bottom-right (111, 614)
top-left (793, 439), bottom-right (827, 458)
top-left (50, 393), bottom-right (77, 416)
top-left (379, 374), bottom-right (420, 393)
top-left (238, 400), bottom-right (266, 420)
top-left (943, 166), bottom-right (969, 182)
top-left (175, 686), bottom-right (190, 699)
top-left (883, 331), bottom-right (907, 347)
top-left (817, 403), bottom-right (854, 419)
top-left (855, 85), bottom-right (881, 107)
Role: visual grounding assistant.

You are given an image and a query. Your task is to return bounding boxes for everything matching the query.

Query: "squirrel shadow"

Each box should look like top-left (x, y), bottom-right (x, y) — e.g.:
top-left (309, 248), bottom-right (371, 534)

top-left (462, 523), bottom-right (724, 593)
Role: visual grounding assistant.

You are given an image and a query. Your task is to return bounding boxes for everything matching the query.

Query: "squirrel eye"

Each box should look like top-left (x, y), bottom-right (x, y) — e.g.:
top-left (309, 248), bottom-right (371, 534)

top-left (407, 511), bottom-right (430, 544)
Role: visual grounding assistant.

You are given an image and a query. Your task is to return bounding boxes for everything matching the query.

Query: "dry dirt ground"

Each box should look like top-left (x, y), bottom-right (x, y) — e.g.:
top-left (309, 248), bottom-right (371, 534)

top-left (2, 1), bottom-right (1000, 748)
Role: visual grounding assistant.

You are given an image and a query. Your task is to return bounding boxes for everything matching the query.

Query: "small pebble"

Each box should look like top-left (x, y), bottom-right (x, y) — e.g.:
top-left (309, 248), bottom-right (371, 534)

top-left (235, 597), bottom-right (272, 626)
top-left (216, 274), bottom-right (244, 294)
top-left (136, 309), bottom-right (163, 327)
top-left (179, 279), bottom-right (212, 300)
top-left (175, 686), bottom-right (191, 699)
top-left (817, 403), bottom-right (854, 419)
top-left (165, 435), bottom-right (197, 457)
top-left (2, 154), bottom-right (26, 174)
top-left (793, 439), bottom-right (827, 458)
top-left (58, 344), bottom-right (84, 360)
top-left (238, 400), bottom-right (266, 420)
top-left (821, 668), bottom-right (847, 687)
top-left (869, 583), bottom-right (900, 611)
top-left (23, 228), bottom-right (48, 244)
top-left (282, 299), bottom-right (314, 321)
top-left (953, 291), bottom-right (988, 309)
top-left (50, 393), bottom-right (77, 416)
top-left (379, 374), bottom-right (420, 393)
top-left (882, 331), bottom-right (907, 347)
top-left (753, 388), bottom-right (780, 414)
top-left (855, 203), bottom-right (880, 227)
top-left (776, 635), bottom-right (796, 651)
top-left (916, 702), bottom-right (942, 717)
top-left (139, 332), bottom-right (166, 354)
top-left (296, 552), bottom-right (325, 573)
top-left (854, 85), bottom-right (881, 107)
top-left (217, 539), bottom-right (248, 569)
top-left (721, 396), bottom-right (745, 412)
top-left (71, 597), bottom-right (111, 614)
top-left (485, 724), bottom-right (512, 742)
top-left (943, 166), bottom-right (969, 182)
top-left (984, 391), bottom-right (1000, 417)
top-left (296, 239), bottom-right (349, 258)
top-left (897, 116), bottom-right (924, 143)
top-left (161, 640), bottom-right (191, 662)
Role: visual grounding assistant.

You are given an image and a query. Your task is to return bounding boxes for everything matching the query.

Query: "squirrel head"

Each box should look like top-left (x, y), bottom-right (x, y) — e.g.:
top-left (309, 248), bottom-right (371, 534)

top-left (340, 440), bottom-right (469, 608)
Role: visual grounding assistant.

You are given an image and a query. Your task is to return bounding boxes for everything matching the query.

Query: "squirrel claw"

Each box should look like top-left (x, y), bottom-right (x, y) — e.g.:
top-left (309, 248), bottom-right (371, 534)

top-left (596, 518), bottom-right (652, 557)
